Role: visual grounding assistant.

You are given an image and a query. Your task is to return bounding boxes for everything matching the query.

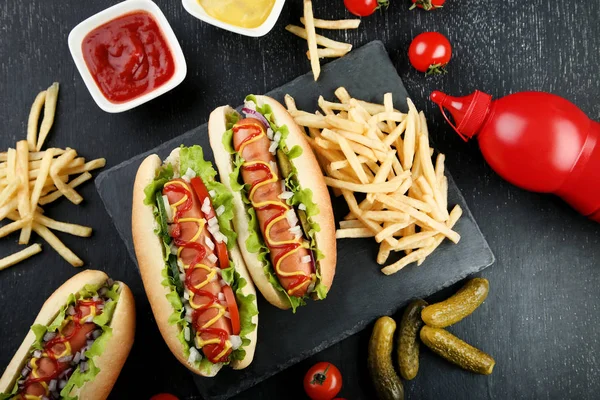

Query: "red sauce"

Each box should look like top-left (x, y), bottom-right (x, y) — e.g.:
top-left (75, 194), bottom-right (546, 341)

top-left (163, 181), bottom-right (230, 363)
top-left (21, 298), bottom-right (104, 396)
top-left (236, 141), bottom-right (313, 294)
top-left (82, 11), bottom-right (175, 104)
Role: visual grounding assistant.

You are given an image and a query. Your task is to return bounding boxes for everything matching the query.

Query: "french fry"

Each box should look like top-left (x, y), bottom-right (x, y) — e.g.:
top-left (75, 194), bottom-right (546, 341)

top-left (34, 213), bottom-right (92, 237)
top-left (39, 172), bottom-right (92, 205)
top-left (284, 94), bottom-right (298, 112)
top-left (50, 150), bottom-right (83, 205)
top-left (306, 48), bottom-right (349, 60)
top-left (375, 221), bottom-right (413, 243)
top-left (0, 148), bottom-right (65, 162)
top-left (285, 25), bottom-right (352, 51)
top-left (36, 82), bottom-right (59, 151)
top-left (27, 91), bottom-right (46, 151)
top-left (338, 220), bottom-right (365, 229)
top-left (29, 149), bottom-right (54, 211)
top-left (325, 174), bottom-right (408, 193)
top-left (0, 216), bottom-right (32, 239)
top-left (0, 179), bottom-right (19, 208)
top-left (319, 96), bottom-right (349, 112)
top-left (403, 101), bottom-right (418, 170)
top-left (292, 111), bottom-right (330, 129)
top-left (342, 190), bottom-right (398, 247)
top-left (16, 141), bottom-right (32, 244)
top-left (302, 1), bottom-right (320, 81)
top-left (435, 153), bottom-right (446, 186)
top-left (0, 243), bottom-right (42, 271)
top-left (325, 115), bottom-right (365, 134)
top-left (377, 194), bottom-right (460, 243)
top-left (33, 222), bottom-right (83, 267)
top-left (361, 211), bottom-right (411, 223)
top-left (337, 136), bottom-right (369, 184)
top-left (334, 87), bottom-right (352, 103)
top-left (0, 198), bottom-right (18, 221)
top-left (336, 228), bottom-right (374, 239)
top-left (300, 17), bottom-right (361, 29)
top-left (59, 158), bottom-right (106, 176)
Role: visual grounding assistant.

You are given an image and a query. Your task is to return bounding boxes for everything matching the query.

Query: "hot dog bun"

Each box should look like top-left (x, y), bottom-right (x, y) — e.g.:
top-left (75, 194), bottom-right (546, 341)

top-left (0, 270), bottom-right (135, 400)
top-left (132, 148), bottom-right (258, 376)
top-left (208, 96), bottom-right (336, 310)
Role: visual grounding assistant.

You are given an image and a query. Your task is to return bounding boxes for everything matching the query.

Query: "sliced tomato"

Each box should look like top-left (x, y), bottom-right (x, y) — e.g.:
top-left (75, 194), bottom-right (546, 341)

top-left (222, 285), bottom-right (241, 335)
top-left (190, 177), bottom-right (229, 269)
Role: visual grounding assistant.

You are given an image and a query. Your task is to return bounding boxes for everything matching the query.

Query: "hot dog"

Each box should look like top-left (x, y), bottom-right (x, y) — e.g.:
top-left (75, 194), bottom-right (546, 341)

top-left (0, 270), bottom-right (135, 400)
top-left (132, 145), bottom-right (258, 377)
top-left (208, 95), bottom-right (336, 311)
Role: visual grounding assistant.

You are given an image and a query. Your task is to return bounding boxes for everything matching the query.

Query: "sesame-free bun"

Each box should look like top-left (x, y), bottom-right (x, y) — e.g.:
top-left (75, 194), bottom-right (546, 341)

top-left (131, 149), bottom-right (257, 376)
top-left (208, 96), bottom-right (336, 310)
top-left (0, 270), bottom-right (135, 400)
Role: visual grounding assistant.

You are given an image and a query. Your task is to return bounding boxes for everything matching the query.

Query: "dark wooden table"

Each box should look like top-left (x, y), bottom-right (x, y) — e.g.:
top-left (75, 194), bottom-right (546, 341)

top-left (1, 1), bottom-right (599, 399)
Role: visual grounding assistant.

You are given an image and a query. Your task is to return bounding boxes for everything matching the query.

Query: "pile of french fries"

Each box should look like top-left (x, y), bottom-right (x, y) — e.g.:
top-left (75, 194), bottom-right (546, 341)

top-left (284, 88), bottom-right (462, 275)
top-left (0, 82), bottom-right (105, 270)
top-left (286, 0), bottom-right (360, 81)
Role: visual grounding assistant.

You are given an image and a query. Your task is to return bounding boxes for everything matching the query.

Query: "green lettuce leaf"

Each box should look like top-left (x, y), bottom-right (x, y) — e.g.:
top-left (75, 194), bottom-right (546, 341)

top-left (60, 358), bottom-right (100, 399)
top-left (31, 324), bottom-right (48, 351)
top-left (144, 163), bottom-right (174, 205)
top-left (230, 97), bottom-right (330, 307)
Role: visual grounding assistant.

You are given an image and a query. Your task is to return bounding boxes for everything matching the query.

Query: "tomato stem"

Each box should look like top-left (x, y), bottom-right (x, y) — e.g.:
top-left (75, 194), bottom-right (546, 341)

top-left (311, 364), bottom-right (330, 385)
top-left (410, 0), bottom-right (443, 11)
top-left (426, 63), bottom-right (448, 76)
top-left (377, 0), bottom-right (390, 10)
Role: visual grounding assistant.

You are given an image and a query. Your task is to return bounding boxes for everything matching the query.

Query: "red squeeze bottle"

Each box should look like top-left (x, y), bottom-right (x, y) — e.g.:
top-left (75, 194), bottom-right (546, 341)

top-left (430, 90), bottom-right (600, 222)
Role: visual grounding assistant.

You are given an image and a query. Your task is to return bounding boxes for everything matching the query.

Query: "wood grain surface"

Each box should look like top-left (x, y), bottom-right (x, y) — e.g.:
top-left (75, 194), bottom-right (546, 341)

top-left (0, 1), bottom-right (599, 399)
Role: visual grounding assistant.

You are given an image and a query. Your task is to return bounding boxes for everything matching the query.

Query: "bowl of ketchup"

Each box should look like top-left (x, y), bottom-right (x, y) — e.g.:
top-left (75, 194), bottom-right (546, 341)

top-left (68, 0), bottom-right (187, 113)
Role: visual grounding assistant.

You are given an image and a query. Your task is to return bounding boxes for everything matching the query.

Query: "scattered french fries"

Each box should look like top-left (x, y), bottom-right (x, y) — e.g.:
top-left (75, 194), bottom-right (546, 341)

top-left (286, 88), bottom-right (462, 274)
top-left (0, 82), bottom-right (104, 270)
top-left (287, 2), bottom-right (359, 80)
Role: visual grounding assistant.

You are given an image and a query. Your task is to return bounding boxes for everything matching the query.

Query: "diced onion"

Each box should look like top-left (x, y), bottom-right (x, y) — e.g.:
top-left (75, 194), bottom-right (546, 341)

top-left (183, 291), bottom-right (190, 300)
top-left (279, 191), bottom-right (294, 200)
top-left (205, 236), bottom-right (215, 250)
top-left (96, 303), bottom-right (104, 310)
top-left (267, 128), bottom-right (274, 140)
top-left (298, 203), bottom-right (307, 211)
top-left (58, 380), bottom-right (67, 389)
top-left (301, 255), bottom-right (312, 264)
top-left (243, 101), bottom-right (256, 111)
top-left (179, 273), bottom-right (186, 283)
top-left (73, 352), bottom-right (81, 364)
top-left (183, 168), bottom-right (196, 181)
top-left (210, 273), bottom-right (218, 282)
top-left (274, 131), bottom-right (282, 142)
top-left (270, 161), bottom-right (278, 173)
top-left (208, 253), bottom-right (218, 264)
top-left (218, 292), bottom-right (225, 302)
top-left (162, 195), bottom-right (173, 223)
top-left (209, 190), bottom-right (216, 197)
top-left (21, 366), bottom-right (30, 377)
top-left (67, 306), bottom-right (76, 316)
top-left (177, 259), bottom-right (185, 272)
top-left (201, 198), bottom-right (211, 215)
top-left (220, 279), bottom-right (227, 287)
top-left (269, 141), bottom-right (278, 154)
top-left (286, 209), bottom-right (298, 226)
top-left (229, 335), bottom-right (242, 350)
top-left (281, 181), bottom-right (286, 191)
top-left (289, 226), bottom-right (303, 237)
top-left (33, 350), bottom-right (42, 358)
top-left (185, 305), bottom-right (193, 316)
top-left (208, 217), bottom-right (219, 227)
top-left (58, 355), bottom-right (73, 363)
top-left (170, 244), bottom-right (179, 255)
top-left (185, 315), bottom-right (192, 323)
top-left (224, 311), bottom-right (231, 319)
top-left (307, 281), bottom-right (316, 294)
top-left (48, 379), bottom-right (58, 392)
top-left (215, 205), bottom-right (225, 217)
top-left (41, 396), bottom-right (49, 400)
top-left (92, 329), bottom-right (102, 340)
top-left (215, 268), bottom-right (222, 276)
top-left (184, 327), bottom-right (191, 342)
top-left (188, 347), bottom-right (200, 363)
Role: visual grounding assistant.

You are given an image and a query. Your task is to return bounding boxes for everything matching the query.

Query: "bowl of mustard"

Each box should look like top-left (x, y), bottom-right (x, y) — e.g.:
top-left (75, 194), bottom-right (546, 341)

top-left (182, 0), bottom-right (285, 37)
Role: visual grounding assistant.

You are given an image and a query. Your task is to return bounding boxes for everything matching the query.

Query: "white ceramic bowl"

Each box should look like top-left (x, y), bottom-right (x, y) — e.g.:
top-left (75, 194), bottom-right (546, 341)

top-left (182, 0), bottom-right (286, 38)
top-left (68, 0), bottom-right (187, 113)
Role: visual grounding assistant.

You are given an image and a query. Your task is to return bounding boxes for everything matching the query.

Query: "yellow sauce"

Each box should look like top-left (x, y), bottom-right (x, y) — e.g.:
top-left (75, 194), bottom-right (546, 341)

top-left (198, 0), bottom-right (276, 29)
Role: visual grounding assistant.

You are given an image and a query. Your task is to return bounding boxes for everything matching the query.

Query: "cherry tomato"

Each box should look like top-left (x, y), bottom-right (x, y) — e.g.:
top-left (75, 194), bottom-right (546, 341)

top-left (222, 285), bottom-right (241, 335)
top-left (343, 0), bottom-right (389, 17)
top-left (304, 362), bottom-right (342, 400)
top-left (190, 177), bottom-right (229, 270)
top-left (410, 0), bottom-right (445, 11)
top-left (149, 394), bottom-right (179, 400)
top-left (408, 32), bottom-right (452, 75)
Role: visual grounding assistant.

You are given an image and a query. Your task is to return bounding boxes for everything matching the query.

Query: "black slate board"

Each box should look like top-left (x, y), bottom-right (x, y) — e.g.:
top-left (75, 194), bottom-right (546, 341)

top-left (95, 41), bottom-right (495, 400)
